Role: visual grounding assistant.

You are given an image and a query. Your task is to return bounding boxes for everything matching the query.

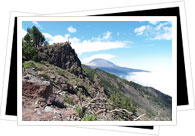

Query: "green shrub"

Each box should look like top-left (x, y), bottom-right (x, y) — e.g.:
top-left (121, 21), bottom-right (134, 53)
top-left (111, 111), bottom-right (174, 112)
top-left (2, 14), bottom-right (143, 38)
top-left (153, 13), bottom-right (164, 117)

top-left (23, 61), bottom-right (36, 69)
top-left (40, 71), bottom-right (50, 81)
top-left (109, 91), bottom-right (137, 113)
top-left (22, 42), bottom-right (39, 62)
top-left (64, 97), bottom-right (74, 105)
top-left (82, 65), bottom-right (96, 80)
top-left (35, 63), bottom-right (45, 71)
top-left (55, 69), bottom-right (65, 77)
top-left (82, 114), bottom-right (97, 121)
top-left (75, 106), bottom-right (86, 118)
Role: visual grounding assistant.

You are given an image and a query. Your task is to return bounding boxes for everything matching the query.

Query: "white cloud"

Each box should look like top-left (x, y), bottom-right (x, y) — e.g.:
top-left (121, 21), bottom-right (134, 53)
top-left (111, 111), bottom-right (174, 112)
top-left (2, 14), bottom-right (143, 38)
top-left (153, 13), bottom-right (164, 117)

top-left (134, 21), bottom-right (172, 40)
top-left (42, 32), bottom-right (129, 55)
top-left (103, 31), bottom-right (111, 40)
top-left (125, 69), bottom-right (174, 96)
top-left (43, 33), bottom-right (53, 39)
top-left (65, 34), bottom-right (70, 39)
top-left (148, 21), bottom-right (159, 25)
top-left (152, 25), bottom-right (172, 40)
top-left (134, 26), bottom-right (146, 35)
top-left (71, 40), bottom-right (127, 55)
top-left (67, 26), bottom-right (77, 33)
top-left (32, 21), bottom-right (42, 29)
top-left (81, 54), bottom-right (116, 64)
top-left (152, 32), bottom-right (172, 40)
top-left (92, 31), bottom-right (112, 41)
top-left (42, 33), bottom-right (73, 44)
top-left (155, 22), bottom-right (169, 31)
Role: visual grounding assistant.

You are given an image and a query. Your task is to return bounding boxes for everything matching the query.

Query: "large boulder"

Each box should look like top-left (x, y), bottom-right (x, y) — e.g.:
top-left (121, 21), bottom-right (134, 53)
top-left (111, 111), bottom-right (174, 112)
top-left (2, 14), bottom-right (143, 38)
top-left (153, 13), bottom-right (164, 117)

top-left (22, 79), bottom-right (53, 100)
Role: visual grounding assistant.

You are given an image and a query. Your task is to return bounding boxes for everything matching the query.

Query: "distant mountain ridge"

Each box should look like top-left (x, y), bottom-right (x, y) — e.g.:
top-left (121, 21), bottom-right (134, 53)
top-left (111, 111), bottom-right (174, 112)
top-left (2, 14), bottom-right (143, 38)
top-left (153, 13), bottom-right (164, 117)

top-left (86, 58), bottom-right (148, 78)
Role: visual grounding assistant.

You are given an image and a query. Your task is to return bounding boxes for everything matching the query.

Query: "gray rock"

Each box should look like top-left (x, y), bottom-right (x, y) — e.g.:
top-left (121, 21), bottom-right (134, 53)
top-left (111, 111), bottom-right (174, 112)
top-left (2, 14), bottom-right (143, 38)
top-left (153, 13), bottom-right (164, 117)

top-left (24, 76), bottom-right (29, 80)
top-left (44, 106), bottom-right (54, 112)
top-left (37, 110), bottom-right (42, 115)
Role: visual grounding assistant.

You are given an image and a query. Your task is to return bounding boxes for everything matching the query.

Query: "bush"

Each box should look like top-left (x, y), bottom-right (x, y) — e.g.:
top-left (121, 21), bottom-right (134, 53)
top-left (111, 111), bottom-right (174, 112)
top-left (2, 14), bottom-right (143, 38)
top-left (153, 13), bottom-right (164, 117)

top-left (109, 91), bottom-right (137, 113)
top-left (75, 106), bottom-right (86, 118)
top-left (22, 42), bottom-right (39, 62)
top-left (23, 61), bottom-right (36, 69)
top-left (55, 69), bottom-right (65, 77)
top-left (82, 114), bottom-right (97, 121)
top-left (40, 71), bottom-right (50, 81)
top-left (64, 97), bottom-right (74, 105)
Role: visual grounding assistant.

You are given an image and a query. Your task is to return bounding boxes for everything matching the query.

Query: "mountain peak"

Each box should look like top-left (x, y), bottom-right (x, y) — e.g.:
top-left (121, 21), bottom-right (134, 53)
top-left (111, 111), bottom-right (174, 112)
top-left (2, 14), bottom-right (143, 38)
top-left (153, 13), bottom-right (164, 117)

top-left (87, 58), bottom-right (117, 68)
top-left (86, 58), bottom-right (147, 78)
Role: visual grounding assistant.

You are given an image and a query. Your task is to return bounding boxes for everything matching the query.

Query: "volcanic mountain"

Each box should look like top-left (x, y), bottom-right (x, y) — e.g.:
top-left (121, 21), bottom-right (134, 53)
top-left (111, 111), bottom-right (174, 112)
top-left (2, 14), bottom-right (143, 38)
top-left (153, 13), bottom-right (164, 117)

top-left (86, 58), bottom-right (148, 78)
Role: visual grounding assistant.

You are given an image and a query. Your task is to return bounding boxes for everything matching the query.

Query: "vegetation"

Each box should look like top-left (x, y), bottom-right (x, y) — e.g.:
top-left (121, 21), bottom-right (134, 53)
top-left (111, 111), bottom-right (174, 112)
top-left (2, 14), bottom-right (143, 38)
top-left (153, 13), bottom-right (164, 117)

top-left (83, 64), bottom-right (137, 113)
top-left (22, 26), bottom-right (47, 62)
top-left (40, 71), bottom-right (50, 81)
top-left (22, 42), bottom-right (39, 62)
top-left (82, 114), bottom-right (97, 121)
top-left (82, 65), bottom-right (97, 80)
top-left (64, 97), bottom-right (74, 105)
top-left (24, 26), bottom-right (45, 48)
top-left (75, 106), bottom-right (86, 119)
top-left (22, 61), bottom-right (36, 69)
top-left (109, 91), bottom-right (137, 113)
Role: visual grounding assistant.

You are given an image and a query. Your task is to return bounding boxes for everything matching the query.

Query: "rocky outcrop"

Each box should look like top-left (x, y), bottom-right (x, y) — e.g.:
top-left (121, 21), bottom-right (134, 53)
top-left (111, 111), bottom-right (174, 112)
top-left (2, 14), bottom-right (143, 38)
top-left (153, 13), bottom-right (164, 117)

top-left (38, 42), bottom-right (83, 76)
top-left (22, 78), bottom-right (52, 100)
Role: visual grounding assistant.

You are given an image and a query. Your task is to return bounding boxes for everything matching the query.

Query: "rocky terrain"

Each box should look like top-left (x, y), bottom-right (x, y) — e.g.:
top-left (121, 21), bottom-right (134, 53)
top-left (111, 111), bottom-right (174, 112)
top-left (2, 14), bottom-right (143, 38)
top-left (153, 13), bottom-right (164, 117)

top-left (22, 42), bottom-right (172, 121)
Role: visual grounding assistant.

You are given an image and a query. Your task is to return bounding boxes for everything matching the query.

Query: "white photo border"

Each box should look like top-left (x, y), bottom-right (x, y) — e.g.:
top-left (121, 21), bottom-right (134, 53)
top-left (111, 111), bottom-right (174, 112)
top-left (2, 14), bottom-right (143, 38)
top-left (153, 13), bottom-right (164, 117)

top-left (17, 16), bottom-right (177, 126)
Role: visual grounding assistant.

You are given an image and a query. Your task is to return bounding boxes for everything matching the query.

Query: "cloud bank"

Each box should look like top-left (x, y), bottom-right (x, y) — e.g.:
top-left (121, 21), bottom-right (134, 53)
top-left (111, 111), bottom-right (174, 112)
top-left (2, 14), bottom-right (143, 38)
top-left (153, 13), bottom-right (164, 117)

top-left (43, 31), bottom-right (131, 55)
top-left (125, 70), bottom-right (174, 96)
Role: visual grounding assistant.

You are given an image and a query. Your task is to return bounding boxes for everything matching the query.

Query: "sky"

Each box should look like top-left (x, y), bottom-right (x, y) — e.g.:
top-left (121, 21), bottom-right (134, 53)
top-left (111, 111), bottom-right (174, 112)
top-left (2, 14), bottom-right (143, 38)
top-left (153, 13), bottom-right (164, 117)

top-left (22, 21), bottom-right (174, 96)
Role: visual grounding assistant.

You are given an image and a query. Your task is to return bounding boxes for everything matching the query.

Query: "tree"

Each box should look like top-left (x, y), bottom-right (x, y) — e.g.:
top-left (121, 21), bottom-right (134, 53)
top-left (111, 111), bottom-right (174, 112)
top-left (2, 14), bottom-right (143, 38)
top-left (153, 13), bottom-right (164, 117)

top-left (22, 26), bottom-right (46, 62)
top-left (23, 26), bottom-right (45, 48)
top-left (22, 41), bottom-right (39, 62)
top-left (23, 33), bottom-right (31, 43)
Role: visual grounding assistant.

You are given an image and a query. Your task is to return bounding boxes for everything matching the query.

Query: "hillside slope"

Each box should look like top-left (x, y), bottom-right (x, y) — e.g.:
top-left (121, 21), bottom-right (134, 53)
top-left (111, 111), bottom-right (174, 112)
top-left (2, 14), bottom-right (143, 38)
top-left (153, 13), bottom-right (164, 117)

top-left (82, 65), bottom-right (172, 121)
top-left (22, 42), bottom-right (172, 121)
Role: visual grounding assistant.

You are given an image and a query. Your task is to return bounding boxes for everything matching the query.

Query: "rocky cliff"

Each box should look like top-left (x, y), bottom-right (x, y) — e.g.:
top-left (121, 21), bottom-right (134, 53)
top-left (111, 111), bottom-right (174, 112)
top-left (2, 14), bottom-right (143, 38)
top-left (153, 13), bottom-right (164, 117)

top-left (38, 42), bottom-right (84, 77)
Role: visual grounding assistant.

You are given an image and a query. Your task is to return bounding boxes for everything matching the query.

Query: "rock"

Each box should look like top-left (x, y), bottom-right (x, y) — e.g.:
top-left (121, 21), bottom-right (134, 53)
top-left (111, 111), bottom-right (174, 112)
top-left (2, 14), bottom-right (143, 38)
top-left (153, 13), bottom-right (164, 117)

top-left (50, 74), bottom-right (55, 79)
top-left (54, 111), bottom-right (64, 119)
top-left (52, 96), bottom-right (65, 108)
top-left (38, 42), bottom-right (84, 76)
top-left (38, 71), bottom-right (42, 75)
top-left (47, 95), bottom-right (56, 105)
top-left (22, 79), bottom-right (53, 100)
top-left (37, 110), bottom-right (42, 115)
top-left (47, 95), bottom-right (65, 108)
top-left (44, 106), bottom-right (54, 112)
top-left (23, 76), bottom-right (30, 80)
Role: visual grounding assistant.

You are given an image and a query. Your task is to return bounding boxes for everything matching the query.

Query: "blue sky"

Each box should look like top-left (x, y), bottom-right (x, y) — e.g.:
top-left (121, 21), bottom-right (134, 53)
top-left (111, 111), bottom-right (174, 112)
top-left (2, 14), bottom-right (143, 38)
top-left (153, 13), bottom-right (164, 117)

top-left (22, 21), bottom-right (172, 71)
